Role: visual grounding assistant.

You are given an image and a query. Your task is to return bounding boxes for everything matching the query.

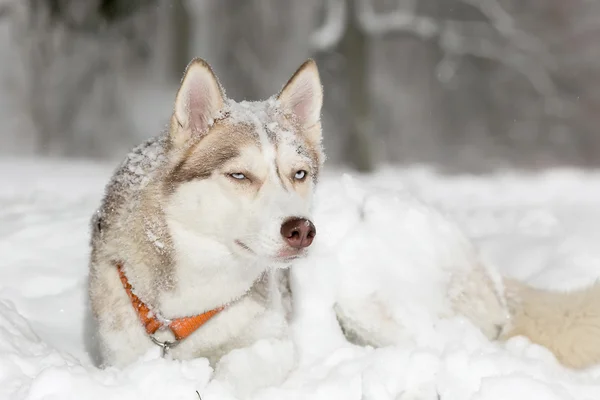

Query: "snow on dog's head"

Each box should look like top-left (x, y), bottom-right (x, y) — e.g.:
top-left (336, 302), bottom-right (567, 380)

top-left (161, 58), bottom-right (324, 265)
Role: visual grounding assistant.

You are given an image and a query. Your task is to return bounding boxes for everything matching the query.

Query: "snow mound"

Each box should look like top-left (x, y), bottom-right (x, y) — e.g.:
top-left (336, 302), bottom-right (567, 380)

top-left (0, 299), bottom-right (212, 399)
top-left (2, 158), bottom-right (600, 399)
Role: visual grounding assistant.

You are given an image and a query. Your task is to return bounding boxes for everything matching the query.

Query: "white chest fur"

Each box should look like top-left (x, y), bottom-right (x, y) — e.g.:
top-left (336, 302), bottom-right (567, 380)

top-left (159, 219), bottom-right (266, 318)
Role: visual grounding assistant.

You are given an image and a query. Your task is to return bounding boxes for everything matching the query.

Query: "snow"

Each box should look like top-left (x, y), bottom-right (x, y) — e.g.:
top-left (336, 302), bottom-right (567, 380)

top-left (2, 157), bottom-right (600, 399)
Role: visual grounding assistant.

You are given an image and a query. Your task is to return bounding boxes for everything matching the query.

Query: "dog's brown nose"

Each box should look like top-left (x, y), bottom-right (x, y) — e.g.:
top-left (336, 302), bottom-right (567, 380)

top-left (280, 218), bottom-right (316, 249)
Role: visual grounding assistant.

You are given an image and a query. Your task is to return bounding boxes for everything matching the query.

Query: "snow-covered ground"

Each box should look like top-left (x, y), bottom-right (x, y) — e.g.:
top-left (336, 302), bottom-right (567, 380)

top-left (2, 157), bottom-right (600, 400)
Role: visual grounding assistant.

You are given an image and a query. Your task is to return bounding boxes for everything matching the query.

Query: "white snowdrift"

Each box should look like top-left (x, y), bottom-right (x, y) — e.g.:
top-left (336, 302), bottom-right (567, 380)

top-left (2, 158), bottom-right (600, 399)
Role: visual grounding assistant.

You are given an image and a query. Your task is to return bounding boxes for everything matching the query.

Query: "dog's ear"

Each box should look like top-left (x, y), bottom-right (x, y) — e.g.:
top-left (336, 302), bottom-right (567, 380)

top-left (277, 59), bottom-right (323, 131)
top-left (172, 58), bottom-right (225, 147)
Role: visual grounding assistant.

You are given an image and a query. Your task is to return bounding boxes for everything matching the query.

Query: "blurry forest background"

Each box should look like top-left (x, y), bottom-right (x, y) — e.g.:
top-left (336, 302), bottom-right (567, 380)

top-left (0, 0), bottom-right (599, 173)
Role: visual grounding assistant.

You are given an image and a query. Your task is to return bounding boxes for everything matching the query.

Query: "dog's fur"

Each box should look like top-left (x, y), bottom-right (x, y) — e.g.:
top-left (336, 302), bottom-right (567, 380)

top-left (89, 58), bottom-right (324, 368)
top-left (501, 278), bottom-right (600, 369)
top-left (90, 57), bottom-right (600, 371)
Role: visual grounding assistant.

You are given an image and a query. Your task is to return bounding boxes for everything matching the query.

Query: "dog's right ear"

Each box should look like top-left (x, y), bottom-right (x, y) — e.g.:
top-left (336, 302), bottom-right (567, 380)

top-left (172, 58), bottom-right (225, 148)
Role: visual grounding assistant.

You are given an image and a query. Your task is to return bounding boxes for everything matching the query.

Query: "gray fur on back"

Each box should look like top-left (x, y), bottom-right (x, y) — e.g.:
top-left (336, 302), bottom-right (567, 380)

top-left (91, 133), bottom-right (168, 242)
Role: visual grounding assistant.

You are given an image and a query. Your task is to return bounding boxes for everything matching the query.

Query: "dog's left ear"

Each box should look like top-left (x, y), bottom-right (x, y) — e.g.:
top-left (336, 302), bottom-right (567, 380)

top-left (277, 59), bottom-right (323, 132)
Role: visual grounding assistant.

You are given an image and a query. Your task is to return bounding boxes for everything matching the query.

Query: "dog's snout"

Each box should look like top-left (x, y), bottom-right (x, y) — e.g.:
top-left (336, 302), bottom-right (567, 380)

top-left (280, 218), bottom-right (316, 249)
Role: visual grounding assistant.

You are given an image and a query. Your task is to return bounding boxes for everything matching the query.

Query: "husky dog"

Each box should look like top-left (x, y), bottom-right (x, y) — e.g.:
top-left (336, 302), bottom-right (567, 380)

top-left (89, 57), bottom-right (600, 373)
top-left (89, 58), bottom-right (324, 368)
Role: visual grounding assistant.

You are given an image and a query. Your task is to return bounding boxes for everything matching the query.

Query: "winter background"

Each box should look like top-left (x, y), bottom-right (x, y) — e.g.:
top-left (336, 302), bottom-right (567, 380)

top-left (1, 1), bottom-right (600, 399)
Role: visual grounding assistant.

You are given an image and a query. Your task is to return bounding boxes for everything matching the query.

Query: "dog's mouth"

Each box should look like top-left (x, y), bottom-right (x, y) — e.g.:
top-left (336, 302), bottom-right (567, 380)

top-left (234, 240), bottom-right (308, 262)
top-left (274, 247), bottom-right (308, 262)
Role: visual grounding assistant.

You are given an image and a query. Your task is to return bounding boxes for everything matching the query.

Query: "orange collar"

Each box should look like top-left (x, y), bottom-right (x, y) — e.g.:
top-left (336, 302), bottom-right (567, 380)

top-left (117, 263), bottom-right (224, 341)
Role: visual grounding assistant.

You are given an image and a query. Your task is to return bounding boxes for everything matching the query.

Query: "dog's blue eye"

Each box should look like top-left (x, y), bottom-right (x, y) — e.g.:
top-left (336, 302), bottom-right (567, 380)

top-left (230, 173), bottom-right (246, 180)
top-left (294, 170), bottom-right (307, 180)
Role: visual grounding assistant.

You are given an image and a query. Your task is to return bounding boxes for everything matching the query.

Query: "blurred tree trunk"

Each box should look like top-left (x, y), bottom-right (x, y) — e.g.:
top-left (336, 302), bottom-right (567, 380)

top-left (339, 0), bottom-right (374, 172)
top-left (9, 0), bottom-right (160, 159)
top-left (169, 0), bottom-right (191, 81)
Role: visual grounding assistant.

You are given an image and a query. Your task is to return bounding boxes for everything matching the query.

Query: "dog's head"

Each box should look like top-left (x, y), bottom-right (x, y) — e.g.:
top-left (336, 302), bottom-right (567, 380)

top-left (161, 58), bottom-right (324, 266)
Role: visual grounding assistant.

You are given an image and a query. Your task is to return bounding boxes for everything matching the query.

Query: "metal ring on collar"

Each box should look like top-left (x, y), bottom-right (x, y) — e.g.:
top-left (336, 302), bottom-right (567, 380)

top-left (149, 335), bottom-right (180, 357)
